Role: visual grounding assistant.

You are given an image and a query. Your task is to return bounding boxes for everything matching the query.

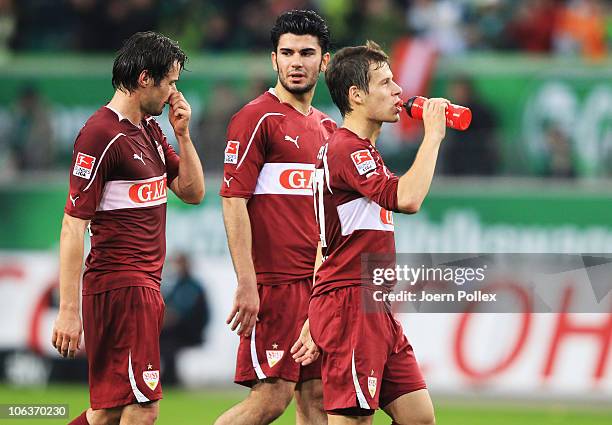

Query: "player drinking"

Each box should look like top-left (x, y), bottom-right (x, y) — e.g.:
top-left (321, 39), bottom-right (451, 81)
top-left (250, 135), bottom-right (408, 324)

top-left (304, 41), bottom-right (447, 424)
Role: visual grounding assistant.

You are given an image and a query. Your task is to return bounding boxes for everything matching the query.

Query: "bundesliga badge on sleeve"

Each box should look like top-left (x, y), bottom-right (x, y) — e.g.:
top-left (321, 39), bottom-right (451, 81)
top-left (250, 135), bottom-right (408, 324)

top-left (351, 150), bottom-right (376, 175)
top-left (224, 140), bottom-right (240, 164)
top-left (73, 152), bottom-right (96, 179)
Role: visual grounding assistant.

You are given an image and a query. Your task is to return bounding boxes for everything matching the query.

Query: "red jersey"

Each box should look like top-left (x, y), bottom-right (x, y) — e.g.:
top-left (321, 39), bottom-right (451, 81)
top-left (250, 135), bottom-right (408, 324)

top-left (313, 128), bottom-right (399, 296)
top-left (64, 106), bottom-right (179, 295)
top-left (220, 89), bottom-right (336, 285)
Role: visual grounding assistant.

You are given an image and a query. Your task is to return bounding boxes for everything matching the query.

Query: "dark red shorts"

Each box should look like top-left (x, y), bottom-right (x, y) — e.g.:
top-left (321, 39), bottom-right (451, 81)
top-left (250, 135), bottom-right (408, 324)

top-left (82, 286), bottom-right (165, 409)
top-left (235, 279), bottom-right (322, 386)
top-left (309, 286), bottom-right (426, 414)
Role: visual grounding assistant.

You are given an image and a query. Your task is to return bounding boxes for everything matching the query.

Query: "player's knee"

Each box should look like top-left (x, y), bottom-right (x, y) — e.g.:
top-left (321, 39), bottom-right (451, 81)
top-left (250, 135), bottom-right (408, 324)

top-left (139, 403), bottom-right (159, 425)
top-left (88, 408), bottom-right (122, 425)
top-left (262, 392), bottom-right (293, 421)
top-left (296, 380), bottom-right (324, 410)
top-left (400, 413), bottom-right (435, 425)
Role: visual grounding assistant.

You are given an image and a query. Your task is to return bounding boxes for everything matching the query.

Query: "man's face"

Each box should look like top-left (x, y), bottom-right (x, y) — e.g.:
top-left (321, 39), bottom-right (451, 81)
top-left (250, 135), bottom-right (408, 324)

top-left (141, 61), bottom-right (180, 116)
top-left (272, 33), bottom-right (329, 95)
top-left (362, 62), bottom-right (403, 123)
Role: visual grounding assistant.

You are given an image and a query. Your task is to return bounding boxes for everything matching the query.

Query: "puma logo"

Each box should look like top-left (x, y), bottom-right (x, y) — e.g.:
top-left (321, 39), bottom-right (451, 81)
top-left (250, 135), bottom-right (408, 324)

top-left (223, 176), bottom-right (234, 187)
top-left (133, 152), bottom-right (146, 165)
top-left (284, 135), bottom-right (300, 149)
top-left (69, 194), bottom-right (79, 206)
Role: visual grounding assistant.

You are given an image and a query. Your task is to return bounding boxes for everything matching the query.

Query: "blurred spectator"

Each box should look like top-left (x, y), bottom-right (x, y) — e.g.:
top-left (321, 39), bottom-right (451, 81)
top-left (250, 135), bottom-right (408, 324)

top-left (406, 0), bottom-right (467, 55)
top-left (350, 0), bottom-right (405, 49)
top-left (554, 0), bottom-right (608, 60)
top-left (0, 0), bottom-right (15, 58)
top-left (441, 76), bottom-right (498, 175)
top-left (196, 81), bottom-right (247, 172)
top-left (160, 253), bottom-right (210, 385)
top-left (9, 85), bottom-right (56, 172)
top-left (505, 0), bottom-right (560, 53)
top-left (542, 123), bottom-right (575, 178)
top-left (69, 0), bottom-right (156, 51)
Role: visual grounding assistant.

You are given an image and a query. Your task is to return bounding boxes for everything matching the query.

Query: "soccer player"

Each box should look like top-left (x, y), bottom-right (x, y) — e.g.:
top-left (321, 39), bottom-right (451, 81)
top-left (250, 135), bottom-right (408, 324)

top-left (216, 10), bottom-right (335, 425)
top-left (51, 32), bottom-right (204, 425)
top-left (306, 41), bottom-right (448, 424)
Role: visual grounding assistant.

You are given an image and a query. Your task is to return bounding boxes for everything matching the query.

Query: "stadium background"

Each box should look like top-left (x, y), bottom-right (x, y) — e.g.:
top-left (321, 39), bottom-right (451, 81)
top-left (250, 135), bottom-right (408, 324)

top-left (1, 0), bottom-right (612, 423)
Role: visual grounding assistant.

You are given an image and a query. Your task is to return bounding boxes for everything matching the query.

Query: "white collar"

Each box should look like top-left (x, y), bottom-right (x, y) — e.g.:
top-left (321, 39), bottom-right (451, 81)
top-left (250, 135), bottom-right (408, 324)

top-left (105, 105), bottom-right (141, 128)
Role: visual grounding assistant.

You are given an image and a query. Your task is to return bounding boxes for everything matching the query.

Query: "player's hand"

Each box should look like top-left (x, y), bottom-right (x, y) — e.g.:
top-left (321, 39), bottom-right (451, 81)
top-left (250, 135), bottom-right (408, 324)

top-left (226, 280), bottom-right (259, 338)
top-left (291, 319), bottom-right (320, 366)
top-left (422, 97), bottom-right (449, 144)
top-left (51, 308), bottom-right (82, 359)
top-left (168, 91), bottom-right (191, 138)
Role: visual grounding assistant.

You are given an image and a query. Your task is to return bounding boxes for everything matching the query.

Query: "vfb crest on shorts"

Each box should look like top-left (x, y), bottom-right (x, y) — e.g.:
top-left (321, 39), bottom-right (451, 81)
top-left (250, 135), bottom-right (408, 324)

top-left (351, 150), bottom-right (376, 175)
top-left (73, 152), bottom-right (96, 179)
top-left (224, 140), bottom-right (240, 164)
top-left (266, 343), bottom-right (284, 368)
top-left (143, 369), bottom-right (160, 390)
top-left (368, 376), bottom-right (378, 398)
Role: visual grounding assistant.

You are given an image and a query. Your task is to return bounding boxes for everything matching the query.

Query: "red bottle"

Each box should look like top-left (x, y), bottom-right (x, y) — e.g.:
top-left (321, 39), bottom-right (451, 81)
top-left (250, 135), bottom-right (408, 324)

top-left (404, 96), bottom-right (472, 131)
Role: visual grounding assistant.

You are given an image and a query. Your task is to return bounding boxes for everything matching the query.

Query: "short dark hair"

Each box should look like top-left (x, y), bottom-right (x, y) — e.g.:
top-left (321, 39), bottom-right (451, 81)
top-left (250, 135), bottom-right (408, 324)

top-left (325, 41), bottom-right (388, 116)
top-left (270, 9), bottom-right (330, 53)
top-left (112, 31), bottom-right (187, 92)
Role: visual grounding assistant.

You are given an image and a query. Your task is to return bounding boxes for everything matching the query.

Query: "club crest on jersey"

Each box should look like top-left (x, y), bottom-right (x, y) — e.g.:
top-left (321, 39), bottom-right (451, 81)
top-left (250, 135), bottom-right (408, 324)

top-left (143, 370), bottom-right (160, 390)
top-left (73, 152), bottom-right (96, 179)
top-left (225, 140), bottom-right (240, 164)
top-left (155, 141), bottom-right (165, 164)
top-left (266, 347), bottom-right (284, 368)
top-left (351, 150), bottom-right (376, 176)
top-left (368, 376), bottom-right (378, 398)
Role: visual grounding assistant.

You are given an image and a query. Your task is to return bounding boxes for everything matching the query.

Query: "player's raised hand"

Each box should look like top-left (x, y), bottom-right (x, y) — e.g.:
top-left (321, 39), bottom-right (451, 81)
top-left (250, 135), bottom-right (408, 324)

top-left (226, 280), bottom-right (259, 338)
top-left (291, 319), bottom-right (320, 366)
top-left (422, 97), bottom-right (449, 144)
top-left (168, 91), bottom-right (191, 138)
top-left (51, 309), bottom-right (82, 359)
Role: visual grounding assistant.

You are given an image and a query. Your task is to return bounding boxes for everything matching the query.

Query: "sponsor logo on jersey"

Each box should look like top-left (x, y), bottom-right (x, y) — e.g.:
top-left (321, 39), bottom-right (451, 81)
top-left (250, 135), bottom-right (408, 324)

top-left (224, 140), bottom-right (240, 164)
top-left (351, 150), bottom-right (376, 175)
top-left (368, 376), bottom-right (377, 398)
top-left (128, 176), bottom-right (167, 203)
top-left (279, 169), bottom-right (313, 190)
top-left (380, 208), bottom-right (394, 225)
top-left (143, 370), bottom-right (160, 390)
top-left (266, 344), bottom-right (284, 368)
top-left (73, 153), bottom-right (96, 179)
top-left (133, 152), bottom-right (146, 165)
top-left (284, 134), bottom-right (300, 149)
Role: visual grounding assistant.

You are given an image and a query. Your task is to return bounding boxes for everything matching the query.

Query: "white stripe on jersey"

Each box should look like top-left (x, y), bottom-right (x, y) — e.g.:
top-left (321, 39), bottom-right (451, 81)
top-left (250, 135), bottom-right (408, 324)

top-left (336, 197), bottom-right (394, 236)
top-left (253, 163), bottom-right (315, 196)
top-left (83, 133), bottom-right (126, 192)
top-left (97, 174), bottom-right (167, 211)
top-left (236, 113), bottom-right (284, 169)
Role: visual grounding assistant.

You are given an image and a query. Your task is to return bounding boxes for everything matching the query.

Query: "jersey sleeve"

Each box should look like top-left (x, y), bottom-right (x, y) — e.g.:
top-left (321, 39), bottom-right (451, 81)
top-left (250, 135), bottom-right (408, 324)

top-left (335, 143), bottom-right (399, 212)
top-left (147, 118), bottom-right (179, 185)
top-left (160, 134), bottom-right (180, 185)
top-left (219, 110), bottom-right (268, 198)
top-left (64, 127), bottom-right (122, 220)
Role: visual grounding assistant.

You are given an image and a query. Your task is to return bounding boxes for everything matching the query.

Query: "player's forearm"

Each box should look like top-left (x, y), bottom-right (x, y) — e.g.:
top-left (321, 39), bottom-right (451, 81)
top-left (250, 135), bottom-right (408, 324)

top-left (396, 137), bottom-right (441, 214)
top-left (175, 133), bottom-right (205, 204)
top-left (58, 215), bottom-right (87, 313)
top-left (222, 197), bottom-right (257, 287)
